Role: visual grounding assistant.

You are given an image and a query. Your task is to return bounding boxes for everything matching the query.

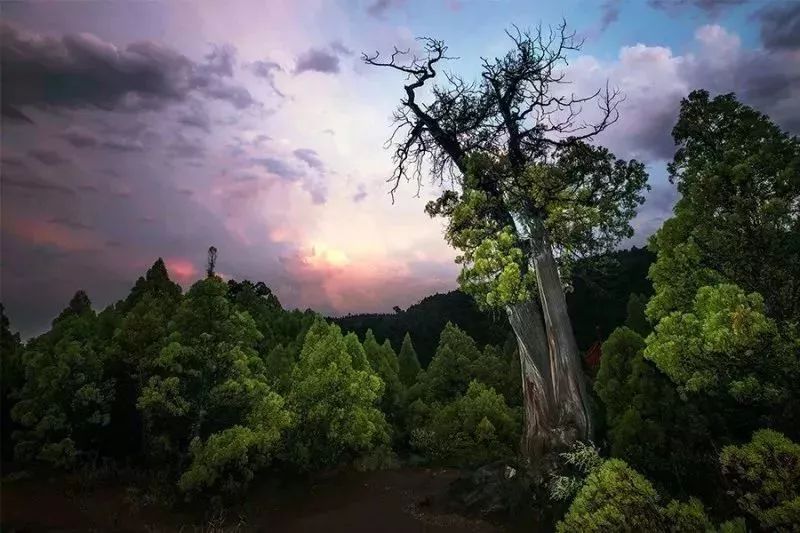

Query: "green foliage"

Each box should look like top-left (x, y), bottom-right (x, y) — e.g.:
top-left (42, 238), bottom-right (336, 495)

top-left (11, 291), bottom-right (114, 466)
top-left (645, 284), bottom-right (797, 413)
top-left (457, 224), bottom-right (536, 309)
top-left (334, 290), bottom-right (510, 369)
top-left (660, 90), bottom-right (800, 324)
top-left (549, 441), bottom-right (603, 502)
top-left (596, 327), bottom-right (711, 486)
top-left (410, 322), bottom-right (520, 407)
top-left (625, 293), bottom-right (650, 336)
top-left (557, 459), bottom-right (724, 532)
top-left (136, 276), bottom-right (294, 495)
top-left (1, 303), bottom-right (23, 394)
top-left (362, 329), bottom-right (404, 421)
top-left (531, 142), bottom-right (649, 267)
top-left (287, 319), bottom-right (389, 470)
top-left (409, 380), bottom-right (520, 467)
top-left (397, 333), bottom-right (421, 387)
top-left (720, 429), bottom-right (800, 531)
top-left (662, 498), bottom-right (715, 532)
top-left (1, 304), bottom-right (23, 460)
top-left (177, 390), bottom-right (292, 496)
top-left (429, 145), bottom-right (648, 311)
top-left (557, 459), bottom-right (664, 532)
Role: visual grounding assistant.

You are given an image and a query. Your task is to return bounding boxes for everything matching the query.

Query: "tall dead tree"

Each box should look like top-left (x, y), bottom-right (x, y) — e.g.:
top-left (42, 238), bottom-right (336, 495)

top-left (207, 246), bottom-right (218, 278)
top-left (365, 23), bottom-right (647, 462)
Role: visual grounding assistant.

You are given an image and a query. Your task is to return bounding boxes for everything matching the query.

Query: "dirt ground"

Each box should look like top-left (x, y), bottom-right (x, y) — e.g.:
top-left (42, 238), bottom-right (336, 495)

top-left (1, 467), bottom-right (507, 532)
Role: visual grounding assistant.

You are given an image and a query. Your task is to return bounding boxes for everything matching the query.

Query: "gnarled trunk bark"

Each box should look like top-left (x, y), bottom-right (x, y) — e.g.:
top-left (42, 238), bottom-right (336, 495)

top-left (506, 300), bottom-right (551, 461)
top-left (505, 221), bottom-right (593, 463)
top-left (530, 235), bottom-right (592, 445)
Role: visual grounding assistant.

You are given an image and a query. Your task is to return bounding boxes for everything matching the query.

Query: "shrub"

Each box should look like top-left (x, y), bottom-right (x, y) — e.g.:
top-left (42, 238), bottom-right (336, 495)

top-left (410, 380), bottom-right (520, 467)
top-left (287, 319), bottom-right (390, 470)
top-left (720, 429), bottom-right (800, 531)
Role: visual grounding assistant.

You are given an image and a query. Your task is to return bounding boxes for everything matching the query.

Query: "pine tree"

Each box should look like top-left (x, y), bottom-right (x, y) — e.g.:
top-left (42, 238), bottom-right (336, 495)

top-left (288, 319), bottom-right (389, 469)
top-left (398, 332), bottom-right (421, 386)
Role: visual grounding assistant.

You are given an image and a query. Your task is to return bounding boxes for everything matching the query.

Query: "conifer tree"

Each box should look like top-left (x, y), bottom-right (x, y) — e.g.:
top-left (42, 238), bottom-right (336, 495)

top-left (398, 332), bottom-right (421, 386)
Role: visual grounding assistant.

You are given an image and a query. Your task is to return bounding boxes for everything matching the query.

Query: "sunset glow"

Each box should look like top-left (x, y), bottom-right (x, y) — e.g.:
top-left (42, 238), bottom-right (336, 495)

top-left (2, 0), bottom-right (798, 337)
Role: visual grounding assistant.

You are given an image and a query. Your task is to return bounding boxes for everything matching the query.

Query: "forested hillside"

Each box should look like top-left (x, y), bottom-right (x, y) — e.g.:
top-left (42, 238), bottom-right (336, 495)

top-left (334, 246), bottom-right (654, 366)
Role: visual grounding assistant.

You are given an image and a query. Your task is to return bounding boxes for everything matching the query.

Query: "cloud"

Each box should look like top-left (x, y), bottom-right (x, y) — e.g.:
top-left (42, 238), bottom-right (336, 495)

top-left (756, 1), bottom-right (800, 50)
top-left (167, 134), bottom-right (205, 159)
top-left (60, 126), bottom-right (146, 152)
top-left (0, 21), bottom-right (258, 118)
top-left (28, 148), bottom-right (70, 166)
top-left (102, 136), bottom-right (146, 152)
top-left (177, 101), bottom-right (211, 131)
top-left (1, 174), bottom-right (75, 196)
top-left (293, 148), bottom-right (324, 170)
top-left (48, 216), bottom-right (94, 231)
top-left (250, 156), bottom-right (303, 180)
top-left (353, 183), bottom-right (368, 203)
top-left (201, 43), bottom-right (236, 77)
top-left (366, 0), bottom-right (405, 18)
top-left (647, 0), bottom-right (748, 16)
top-left (250, 59), bottom-right (285, 96)
top-left (61, 126), bottom-right (99, 148)
top-left (330, 40), bottom-right (353, 56)
top-left (294, 48), bottom-right (340, 74)
top-left (599, 0), bottom-right (623, 33)
top-left (581, 0), bottom-right (623, 40)
top-left (565, 24), bottom-right (800, 162)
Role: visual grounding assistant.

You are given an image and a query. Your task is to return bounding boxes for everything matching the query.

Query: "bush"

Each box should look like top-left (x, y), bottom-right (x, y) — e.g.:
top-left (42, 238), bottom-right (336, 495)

top-left (595, 327), bottom-right (712, 487)
top-left (720, 429), bottom-right (800, 531)
top-left (11, 292), bottom-right (115, 466)
top-left (557, 459), bottom-right (663, 532)
top-left (287, 319), bottom-right (390, 470)
top-left (645, 284), bottom-right (797, 409)
top-left (409, 380), bottom-right (520, 467)
top-left (178, 391), bottom-right (293, 496)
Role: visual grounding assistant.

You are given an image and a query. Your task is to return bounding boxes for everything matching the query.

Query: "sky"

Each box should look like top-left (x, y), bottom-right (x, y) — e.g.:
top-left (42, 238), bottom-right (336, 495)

top-left (1, 0), bottom-right (799, 337)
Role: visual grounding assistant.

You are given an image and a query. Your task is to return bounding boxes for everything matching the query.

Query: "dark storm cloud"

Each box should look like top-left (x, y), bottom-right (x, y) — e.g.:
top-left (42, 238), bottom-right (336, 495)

top-left (167, 134), bottom-right (205, 159)
top-left (60, 126), bottom-right (147, 152)
top-left (648, 0), bottom-right (748, 15)
top-left (294, 48), bottom-right (340, 74)
top-left (574, 25), bottom-right (800, 164)
top-left (756, 2), bottom-right (800, 51)
top-left (28, 148), bottom-right (70, 166)
top-left (61, 127), bottom-right (98, 148)
top-left (0, 21), bottom-right (258, 118)
top-left (2, 102), bottom-right (34, 123)
top-left (2, 174), bottom-right (75, 196)
top-left (103, 137), bottom-right (145, 152)
top-left (293, 148), bottom-right (324, 170)
top-left (178, 101), bottom-right (211, 132)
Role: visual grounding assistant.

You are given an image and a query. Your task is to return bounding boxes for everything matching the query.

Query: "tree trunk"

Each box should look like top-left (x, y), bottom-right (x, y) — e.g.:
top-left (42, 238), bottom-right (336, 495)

top-left (530, 229), bottom-right (592, 445)
top-left (505, 219), bottom-right (593, 463)
top-left (506, 300), bottom-right (552, 461)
